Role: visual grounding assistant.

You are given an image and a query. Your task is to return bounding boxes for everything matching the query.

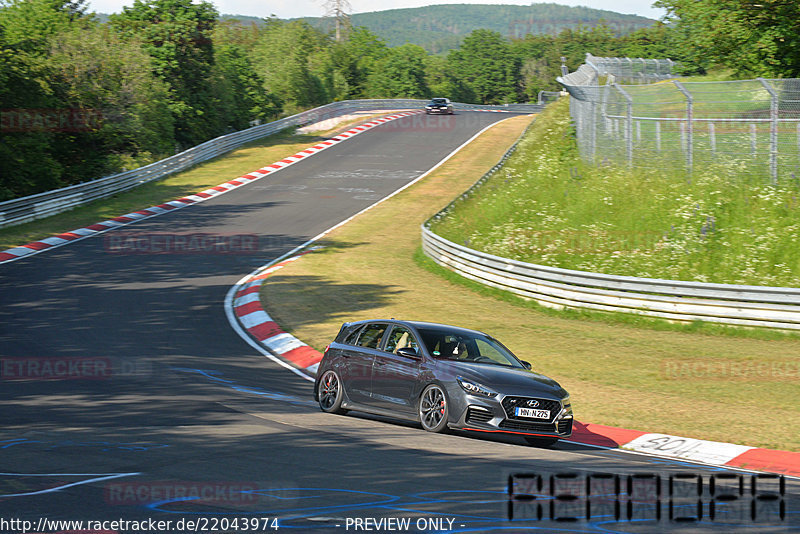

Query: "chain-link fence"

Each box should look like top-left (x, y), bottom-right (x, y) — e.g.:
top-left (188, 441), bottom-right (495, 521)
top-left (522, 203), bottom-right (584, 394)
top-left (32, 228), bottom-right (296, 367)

top-left (558, 55), bottom-right (800, 183)
top-left (585, 53), bottom-right (676, 84)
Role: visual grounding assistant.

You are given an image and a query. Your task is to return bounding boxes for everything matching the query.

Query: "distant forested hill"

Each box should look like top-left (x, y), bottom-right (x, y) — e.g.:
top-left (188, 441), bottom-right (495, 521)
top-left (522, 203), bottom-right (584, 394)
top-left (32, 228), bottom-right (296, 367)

top-left (216, 4), bottom-right (655, 53)
top-left (294, 3), bottom-right (656, 53)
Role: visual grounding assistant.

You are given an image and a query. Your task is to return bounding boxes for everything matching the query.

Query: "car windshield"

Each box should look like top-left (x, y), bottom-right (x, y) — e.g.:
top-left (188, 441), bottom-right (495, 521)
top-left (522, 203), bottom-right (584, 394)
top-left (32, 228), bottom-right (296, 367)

top-left (417, 327), bottom-right (523, 368)
top-left (430, 99), bottom-right (447, 105)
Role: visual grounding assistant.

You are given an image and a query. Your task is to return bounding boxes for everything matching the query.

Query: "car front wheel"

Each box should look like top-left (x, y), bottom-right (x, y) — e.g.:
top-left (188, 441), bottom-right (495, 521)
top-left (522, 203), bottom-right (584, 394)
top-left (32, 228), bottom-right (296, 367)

top-left (419, 384), bottom-right (449, 433)
top-left (318, 370), bottom-right (347, 414)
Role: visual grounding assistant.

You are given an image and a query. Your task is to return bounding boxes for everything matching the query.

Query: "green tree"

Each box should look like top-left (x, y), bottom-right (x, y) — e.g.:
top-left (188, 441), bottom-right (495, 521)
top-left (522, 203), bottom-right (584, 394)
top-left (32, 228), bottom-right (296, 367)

top-left (367, 44), bottom-right (430, 99)
top-left (320, 26), bottom-right (388, 99)
top-left (447, 30), bottom-right (519, 104)
top-left (110, 0), bottom-right (220, 146)
top-left (655, 0), bottom-right (800, 77)
top-left (250, 19), bottom-right (328, 112)
top-left (49, 23), bottom-right (175, 168)
top-left (211, 26), bottom-right (282, 128)
top-left (0, 0), bottom-right (91, 198)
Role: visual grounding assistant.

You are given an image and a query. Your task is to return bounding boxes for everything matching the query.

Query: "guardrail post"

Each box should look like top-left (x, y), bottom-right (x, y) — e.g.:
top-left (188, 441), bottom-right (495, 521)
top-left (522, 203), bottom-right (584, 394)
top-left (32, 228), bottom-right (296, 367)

top-left (758, 78), bottom-right (779, 184)
top-left (674, 80), bottom-right (693, 174)
top-left (613, 83), bottom-right (634, 167)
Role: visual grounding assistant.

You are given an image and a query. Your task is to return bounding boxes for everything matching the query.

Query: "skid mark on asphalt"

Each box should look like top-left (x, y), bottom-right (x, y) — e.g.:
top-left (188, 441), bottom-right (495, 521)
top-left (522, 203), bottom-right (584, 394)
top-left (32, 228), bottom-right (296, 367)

top-left (172, 367), bottom-right (315, 406)
top-left (0, 472), bottom-right (139, 498)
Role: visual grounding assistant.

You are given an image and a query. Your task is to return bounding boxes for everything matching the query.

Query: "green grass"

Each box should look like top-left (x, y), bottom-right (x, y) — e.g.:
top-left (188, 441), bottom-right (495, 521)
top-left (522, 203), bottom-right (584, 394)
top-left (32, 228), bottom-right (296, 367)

top-left (431, 98), bottom-right (800, 287)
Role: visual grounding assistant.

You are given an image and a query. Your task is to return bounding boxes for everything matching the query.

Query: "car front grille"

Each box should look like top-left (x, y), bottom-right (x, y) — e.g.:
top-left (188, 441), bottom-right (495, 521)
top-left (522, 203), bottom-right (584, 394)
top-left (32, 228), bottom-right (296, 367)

top-left (499, 420), bottom-right (556, 433)
top-left (466, 406), bottom-right (493, 424)
top-left (501, 396), bottom-right (561, 423)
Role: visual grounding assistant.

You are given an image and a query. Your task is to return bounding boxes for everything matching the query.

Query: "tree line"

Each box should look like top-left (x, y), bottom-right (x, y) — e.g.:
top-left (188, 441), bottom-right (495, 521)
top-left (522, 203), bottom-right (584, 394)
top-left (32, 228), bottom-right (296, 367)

top-left (2, 0), bottom-right (797, 202)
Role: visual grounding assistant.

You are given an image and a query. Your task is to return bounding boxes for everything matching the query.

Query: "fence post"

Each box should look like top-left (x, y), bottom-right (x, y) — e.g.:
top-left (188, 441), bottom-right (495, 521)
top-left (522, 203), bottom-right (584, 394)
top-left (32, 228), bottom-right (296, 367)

top-left (674, 80), bottom-right (693, 174)
top-left (751, 124), bottom-right (757, 156)
top-left (758, 78), bottom-right (779, 184)
top-left (709, 123), bottom-right (716, 154)
top-left (656, 121), bottom-right (661, 152)
top-left (589, 89), bottom-right (597, 163)
top-left (614, 83), bottom-right (634, 167)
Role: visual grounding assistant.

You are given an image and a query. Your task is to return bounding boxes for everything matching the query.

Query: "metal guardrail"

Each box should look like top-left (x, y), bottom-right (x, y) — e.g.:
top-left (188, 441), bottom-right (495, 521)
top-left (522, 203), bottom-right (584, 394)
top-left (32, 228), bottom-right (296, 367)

top-left (422, 102), bottom-right (800, 330)
top-left (0, 99), bottom-right (541, 229)
top-left (422, 228), bottom-right (800, 329)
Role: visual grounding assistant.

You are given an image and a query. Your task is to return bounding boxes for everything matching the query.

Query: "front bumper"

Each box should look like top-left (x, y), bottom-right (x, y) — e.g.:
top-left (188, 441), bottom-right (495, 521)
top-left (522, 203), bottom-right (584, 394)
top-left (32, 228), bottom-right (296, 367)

top-left (425, 107), bottom-right (451, 114)
top-left (449, 394), bottom-right (573, 439)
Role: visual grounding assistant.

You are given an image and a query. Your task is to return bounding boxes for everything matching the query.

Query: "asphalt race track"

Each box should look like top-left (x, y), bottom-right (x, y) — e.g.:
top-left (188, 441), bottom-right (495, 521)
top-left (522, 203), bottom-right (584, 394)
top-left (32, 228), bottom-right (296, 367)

top-left (1, 111), bottom-right (797, 533)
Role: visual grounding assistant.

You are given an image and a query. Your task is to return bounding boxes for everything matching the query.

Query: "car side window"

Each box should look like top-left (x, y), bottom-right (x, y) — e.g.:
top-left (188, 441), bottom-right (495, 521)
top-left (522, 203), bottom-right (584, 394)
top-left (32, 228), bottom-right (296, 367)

top-left (343, 327), bottom-right (362, 345)
top-left (355, 324), bottom-right (387, 350)
top-left (384, 326), bottom-right (419, 354)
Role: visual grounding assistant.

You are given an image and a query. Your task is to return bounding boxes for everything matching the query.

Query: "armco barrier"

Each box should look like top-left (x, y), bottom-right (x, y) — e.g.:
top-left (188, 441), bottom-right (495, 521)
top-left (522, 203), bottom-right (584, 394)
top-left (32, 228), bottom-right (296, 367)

top-left (0, 99), bottom-right (542, 229)
top-left (421, 227), bottom-right (800, 329)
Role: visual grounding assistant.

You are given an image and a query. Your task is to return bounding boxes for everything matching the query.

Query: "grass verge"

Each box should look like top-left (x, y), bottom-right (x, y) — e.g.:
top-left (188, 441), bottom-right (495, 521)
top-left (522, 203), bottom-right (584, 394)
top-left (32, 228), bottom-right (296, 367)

top-left (431, 98), bottom-right (800, 287)
top-left (0, 113), bottom-right (393, 251)
top-left (260, 113), bottom-right (800, 451)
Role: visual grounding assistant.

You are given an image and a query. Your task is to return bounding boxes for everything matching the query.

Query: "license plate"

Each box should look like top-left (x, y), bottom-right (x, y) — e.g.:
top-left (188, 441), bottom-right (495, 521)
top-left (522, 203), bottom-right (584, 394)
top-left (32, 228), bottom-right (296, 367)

top-left (515, 407), bottom-right (550, 419)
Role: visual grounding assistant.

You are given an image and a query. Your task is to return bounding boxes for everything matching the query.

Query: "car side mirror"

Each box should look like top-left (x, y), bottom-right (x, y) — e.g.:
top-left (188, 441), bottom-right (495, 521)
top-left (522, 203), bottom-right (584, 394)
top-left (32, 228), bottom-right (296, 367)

top-left (522, 361), bottom-right (532, 370)
top-left (397, 347), bottom-right (420, 359)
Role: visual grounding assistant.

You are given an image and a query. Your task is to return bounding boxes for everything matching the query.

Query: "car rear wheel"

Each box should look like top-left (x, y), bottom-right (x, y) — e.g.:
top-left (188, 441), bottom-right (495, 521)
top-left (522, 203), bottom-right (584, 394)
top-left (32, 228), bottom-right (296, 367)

top-left (524, 436), bottom-right (559, 448)
top-left (419, 384), bottom-right (449, 433)
top-left (318, 370), bottom-right (347, 414)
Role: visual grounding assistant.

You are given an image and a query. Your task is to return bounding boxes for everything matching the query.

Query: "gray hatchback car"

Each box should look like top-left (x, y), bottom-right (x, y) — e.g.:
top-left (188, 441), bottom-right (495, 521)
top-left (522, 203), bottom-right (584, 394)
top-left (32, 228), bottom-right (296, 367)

top-left (313, 320), bottom-right (572, 446)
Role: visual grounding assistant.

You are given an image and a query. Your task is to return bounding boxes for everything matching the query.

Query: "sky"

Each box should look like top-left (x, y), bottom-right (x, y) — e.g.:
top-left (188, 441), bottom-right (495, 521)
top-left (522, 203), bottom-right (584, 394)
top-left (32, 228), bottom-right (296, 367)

top-left (87, 0), bottom-right (667, 21)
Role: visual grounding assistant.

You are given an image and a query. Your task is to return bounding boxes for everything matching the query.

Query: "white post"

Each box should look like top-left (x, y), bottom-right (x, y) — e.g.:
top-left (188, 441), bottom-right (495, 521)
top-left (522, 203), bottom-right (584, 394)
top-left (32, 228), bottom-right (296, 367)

top-left (758, 78), bottom-right (779, 184)
top-left (674, 81), bottom-right (693, 174)
top-left (656, 121), bottom-right (661, 152)
top-left (680, 122), bottom-right (686, 152)
top-left (614, 83), bottom-right (634, 167)
top-left (709, 123), bottom-right (716, 154)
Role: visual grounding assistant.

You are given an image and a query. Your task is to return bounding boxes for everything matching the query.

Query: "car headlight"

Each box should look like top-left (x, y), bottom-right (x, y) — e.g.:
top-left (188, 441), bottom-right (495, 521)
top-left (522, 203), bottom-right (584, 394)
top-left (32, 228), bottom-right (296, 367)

top-left (561, 395), bottom-right (573, 416)
top-left (457, 376), bottom-right (497, 398)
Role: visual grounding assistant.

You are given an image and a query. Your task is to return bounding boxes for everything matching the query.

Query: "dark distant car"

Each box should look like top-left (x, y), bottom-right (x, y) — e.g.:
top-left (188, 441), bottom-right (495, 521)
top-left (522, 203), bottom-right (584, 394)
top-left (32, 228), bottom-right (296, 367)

top-left (425, 98), bottom-right (454, 115)
top-left (313, 320), bottom-right (572, 446)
